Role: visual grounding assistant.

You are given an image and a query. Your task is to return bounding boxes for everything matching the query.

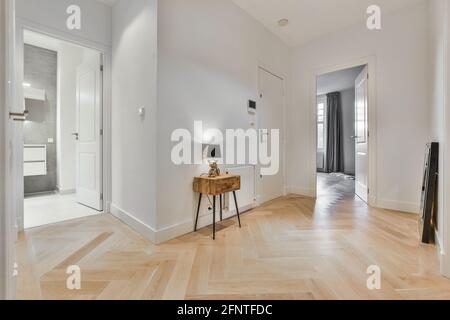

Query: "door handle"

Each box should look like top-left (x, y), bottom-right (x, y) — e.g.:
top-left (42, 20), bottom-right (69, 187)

top-left (9, 110), bottom-right (29, 121)
top-left (72, 133), bottom-right (79, 140)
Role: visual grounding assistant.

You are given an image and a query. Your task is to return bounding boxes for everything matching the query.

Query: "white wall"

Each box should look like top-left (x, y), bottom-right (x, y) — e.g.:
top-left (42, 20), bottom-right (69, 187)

top-left (428, 0), bottom-right (450, 277)
top-left (155, 0), bottom-right (290, 241)
top-left (110, 0), bottom-right (158, 237)
top-left (288, 2), bottom-right (430, 213)
top-left (16, 0), bottom-right (112, 48)
top-left (429, 0), bottom-right (446, 254)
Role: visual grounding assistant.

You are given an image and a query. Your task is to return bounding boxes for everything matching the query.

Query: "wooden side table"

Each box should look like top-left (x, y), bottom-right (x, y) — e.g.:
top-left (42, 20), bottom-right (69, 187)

top-left (193, 174), bottom-right (242, 239)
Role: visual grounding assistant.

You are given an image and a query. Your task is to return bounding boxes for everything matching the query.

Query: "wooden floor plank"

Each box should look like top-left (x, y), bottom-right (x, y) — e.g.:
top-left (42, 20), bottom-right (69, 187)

top-left (16, 174), bottom-right (450, 300)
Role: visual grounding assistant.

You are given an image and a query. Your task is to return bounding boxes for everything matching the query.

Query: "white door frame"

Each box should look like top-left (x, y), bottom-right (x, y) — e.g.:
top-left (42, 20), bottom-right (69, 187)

top-left (2, 0), bottom-right (17, 300)
top-left (256, 64), bottom-right (287, 205)
top-left (0, 0), bottom-right (6, 300)
top-left (309, 56), bottom-right (377, 207)
top-left (14, 19), bottom-right (112, 231)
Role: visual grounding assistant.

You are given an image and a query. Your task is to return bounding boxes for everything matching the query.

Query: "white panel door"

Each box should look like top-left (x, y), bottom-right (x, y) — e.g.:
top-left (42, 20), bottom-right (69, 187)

top-left (355, 66), bottom-right (369, 203)
top-left (258, 68), bottom-right (284, 204)
top-left (76, 54), bottom-right (103, 211)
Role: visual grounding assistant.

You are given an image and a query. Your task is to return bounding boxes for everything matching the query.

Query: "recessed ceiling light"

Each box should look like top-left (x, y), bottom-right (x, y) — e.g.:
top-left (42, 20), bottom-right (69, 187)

top-left (278, 19), bottom-right (289, 27)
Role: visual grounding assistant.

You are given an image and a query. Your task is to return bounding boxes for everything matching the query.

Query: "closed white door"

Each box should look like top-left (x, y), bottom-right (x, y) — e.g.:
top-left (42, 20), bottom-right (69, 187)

top-left (76, 54), bottom-right (103, 211)
top-left (355, 66), bottom-right (369, 203)
top-left (258, 68), bottom-right (284, 204)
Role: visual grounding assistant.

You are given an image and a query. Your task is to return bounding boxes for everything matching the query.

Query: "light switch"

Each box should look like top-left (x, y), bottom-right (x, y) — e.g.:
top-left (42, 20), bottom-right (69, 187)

top-left (139, 107), bottom-right (145, 117)
top-left (48, 138), bottom-right (54, 143)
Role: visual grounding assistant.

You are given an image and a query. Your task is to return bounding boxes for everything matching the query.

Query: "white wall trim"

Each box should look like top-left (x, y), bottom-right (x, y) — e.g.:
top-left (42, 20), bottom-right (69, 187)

top-left (156, 219), bottom-right (194, 244)
top-left (160, 204), bottom-right (254, 243)
top-left (111, 203), bottom-right (255, 245)
top-left (110, 204), bottom-right (157, 244)
top-left (436, 230), bottom-right (445, 261)
top-left (56, 188), bottom-right (76, 195)
top-left (377, 198), bottom-right (420, 214)
top-left (308, 56), bottom-right (378, 208)
top-left (286, 186), bottom-right (316, 198)
top-left (15, 17), bottom-right (111, 54)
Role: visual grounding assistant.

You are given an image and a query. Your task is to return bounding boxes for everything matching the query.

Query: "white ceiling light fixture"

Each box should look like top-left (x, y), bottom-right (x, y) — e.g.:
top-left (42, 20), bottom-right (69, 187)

top-left (232, 0), bottom-right (423, 47)
top-left (278, 19), bottom-right (289, 27)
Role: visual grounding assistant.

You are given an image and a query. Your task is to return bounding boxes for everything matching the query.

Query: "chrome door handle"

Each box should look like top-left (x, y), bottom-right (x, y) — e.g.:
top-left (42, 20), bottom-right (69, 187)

top-left (9, 110), bottom-right (29, 121)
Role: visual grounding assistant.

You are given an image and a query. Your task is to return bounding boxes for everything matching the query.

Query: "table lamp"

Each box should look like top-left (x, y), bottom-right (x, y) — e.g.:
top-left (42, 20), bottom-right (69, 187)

top-left (202, 144), bottom-right (222, 177)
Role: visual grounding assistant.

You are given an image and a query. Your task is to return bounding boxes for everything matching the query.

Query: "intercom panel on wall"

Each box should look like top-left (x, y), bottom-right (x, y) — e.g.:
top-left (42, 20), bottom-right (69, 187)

top-left (248, 100), bottom-right (256, 114)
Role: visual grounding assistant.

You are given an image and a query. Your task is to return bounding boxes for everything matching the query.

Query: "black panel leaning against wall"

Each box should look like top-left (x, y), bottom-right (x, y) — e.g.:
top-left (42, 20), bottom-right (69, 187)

top-left (23, 44), bottom-right (58, 195)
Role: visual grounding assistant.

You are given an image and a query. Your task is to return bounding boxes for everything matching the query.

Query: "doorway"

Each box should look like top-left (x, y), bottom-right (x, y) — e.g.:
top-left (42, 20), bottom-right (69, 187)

top-left (21, 30), bottom-right (103, 229)
top-left (315, 64), bottom-right (368, 202)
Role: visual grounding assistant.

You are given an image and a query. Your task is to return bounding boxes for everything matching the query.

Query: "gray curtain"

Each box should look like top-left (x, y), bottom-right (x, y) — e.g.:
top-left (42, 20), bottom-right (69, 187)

top-left (325, 92), bottom-right (344, 173)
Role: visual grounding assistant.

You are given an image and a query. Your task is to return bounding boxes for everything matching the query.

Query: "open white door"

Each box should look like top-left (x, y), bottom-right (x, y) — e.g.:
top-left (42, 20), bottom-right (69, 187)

top-left (258, 68), bottom-right (284, 204)
top-left (2, 0), bottom-right (18, 299)
top-left (75, 54), bottom-right (103, 211)
top-left (355, 66), bottom-right (369, 203)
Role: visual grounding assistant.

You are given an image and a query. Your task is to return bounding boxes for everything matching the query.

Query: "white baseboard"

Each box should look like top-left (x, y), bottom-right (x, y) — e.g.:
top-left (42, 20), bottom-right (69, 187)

top-left (57, 188), bottom-right (76, 195)
top-left (109, 203), bottom-right (255, 244)
top-left (104, 201), bottom-right (111, 215)
top-left (157, 203), bottom-right (255, 243)
top-left (156, 218), bottom-right (193, 244)
top-left (110, 204), bottom-right (157, 243)
top-left (435, 230), bottom-right (450, 278)
top-left (286, 186), bottom-right (316, 198)
top-left (110, 196), bottom-right (419, 245)
top-left (435, 230), bottom-right (444, 257)
top-left (16, 217), bottom-right (23, 233)
top-left (377, 198), bottom-right (420, 214)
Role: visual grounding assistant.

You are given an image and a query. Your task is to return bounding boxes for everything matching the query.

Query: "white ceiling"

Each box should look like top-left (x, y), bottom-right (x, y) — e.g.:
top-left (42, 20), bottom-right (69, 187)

top-left (96, 0), bottom-right (118, 6)
top-left (317, 65), bottom-right (365, 96)
top-left (232, 0), bottom-right (424, 47)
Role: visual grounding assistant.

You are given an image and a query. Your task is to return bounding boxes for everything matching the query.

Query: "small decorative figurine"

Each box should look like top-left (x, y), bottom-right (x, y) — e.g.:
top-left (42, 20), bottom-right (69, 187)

top-left (208, 161), bottom-right (221, 178)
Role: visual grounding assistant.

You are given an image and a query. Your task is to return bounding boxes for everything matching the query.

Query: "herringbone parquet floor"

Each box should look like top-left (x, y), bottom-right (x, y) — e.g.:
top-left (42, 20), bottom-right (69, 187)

top-left (16, 175), bottom-right (450, 300)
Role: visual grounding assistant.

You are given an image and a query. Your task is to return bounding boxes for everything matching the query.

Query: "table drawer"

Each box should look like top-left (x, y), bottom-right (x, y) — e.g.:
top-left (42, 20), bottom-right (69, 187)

top-left (193, 175), bottom-right (241, 195)
top-left (213, 178), bottom-right (240, 194)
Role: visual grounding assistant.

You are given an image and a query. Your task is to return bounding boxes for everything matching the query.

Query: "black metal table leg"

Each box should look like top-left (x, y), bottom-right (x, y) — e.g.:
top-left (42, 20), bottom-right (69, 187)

top-left (194, 193), bottom-right (202, 232)
top-left (213, 196), bottom-right (216, 240)
top-left (233, 191), bottom-right (242, 228)
top-left (220, 194), bottom-right (223, 221)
